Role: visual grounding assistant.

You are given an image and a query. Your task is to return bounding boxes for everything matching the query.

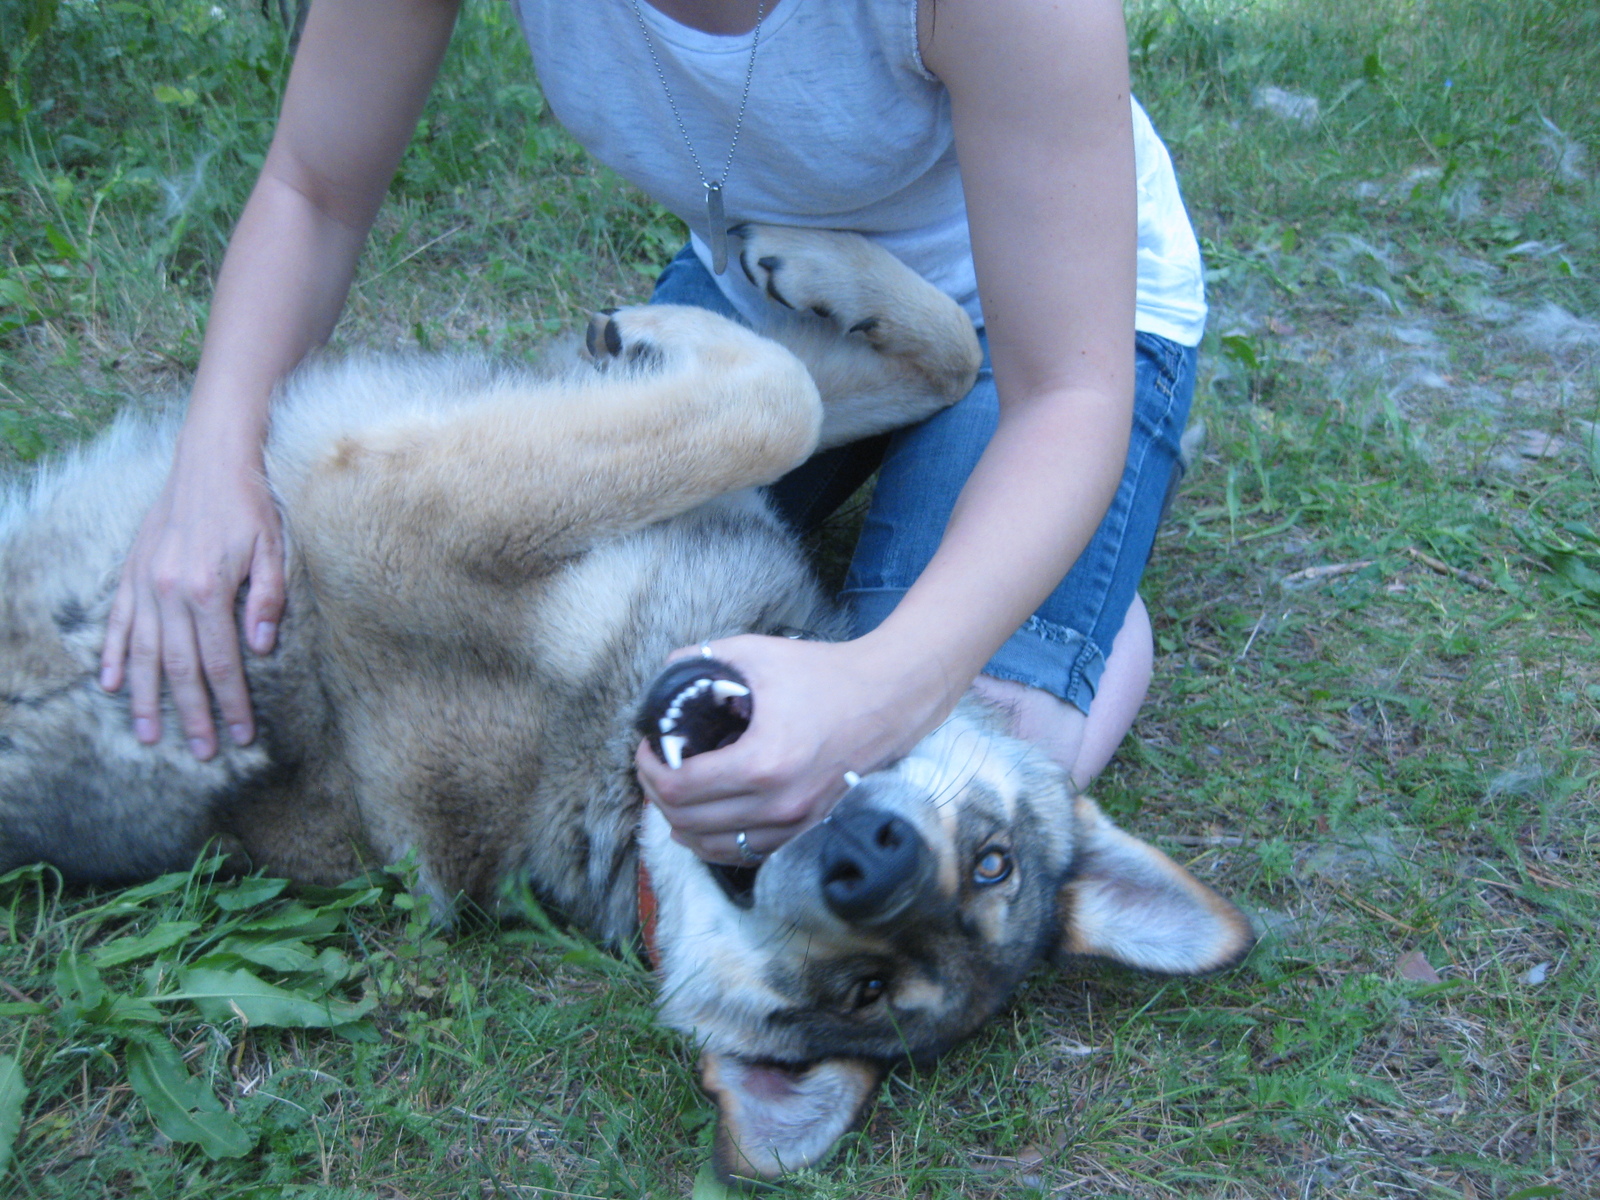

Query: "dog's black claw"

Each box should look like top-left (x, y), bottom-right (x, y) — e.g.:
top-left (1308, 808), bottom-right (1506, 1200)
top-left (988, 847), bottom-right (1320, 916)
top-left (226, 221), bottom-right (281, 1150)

top-left (636, 658), bottom-right (753, 768)
top-left (584, 313), bottom-right (608, 359)
top-left (756, 256), bottom-right (793, 309)
top-left (585, 310), bottom-right (627, 360)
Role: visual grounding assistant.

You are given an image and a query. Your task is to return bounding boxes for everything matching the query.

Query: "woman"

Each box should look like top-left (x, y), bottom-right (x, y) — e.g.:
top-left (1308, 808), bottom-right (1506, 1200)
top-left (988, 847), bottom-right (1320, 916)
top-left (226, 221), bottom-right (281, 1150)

top-left (99, 0), bottom-right (1204, 867)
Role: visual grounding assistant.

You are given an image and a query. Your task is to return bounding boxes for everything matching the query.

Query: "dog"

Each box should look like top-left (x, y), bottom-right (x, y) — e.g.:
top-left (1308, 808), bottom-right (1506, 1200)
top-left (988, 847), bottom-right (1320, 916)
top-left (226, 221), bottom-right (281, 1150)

top-left (0, 226), bottom-right (1253, 1181)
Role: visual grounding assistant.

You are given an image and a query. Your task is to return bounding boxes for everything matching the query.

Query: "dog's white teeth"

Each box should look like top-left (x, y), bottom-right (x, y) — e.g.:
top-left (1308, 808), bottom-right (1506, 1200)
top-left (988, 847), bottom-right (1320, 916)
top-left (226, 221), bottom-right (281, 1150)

top-left (710, 680), bottom-right (750, 700)
top-left (658, 716), bottom-right (677, 734)
top-left (661, 735), bottom-right (686, 769)
top-left (671, 679), bottom-right (711, 709)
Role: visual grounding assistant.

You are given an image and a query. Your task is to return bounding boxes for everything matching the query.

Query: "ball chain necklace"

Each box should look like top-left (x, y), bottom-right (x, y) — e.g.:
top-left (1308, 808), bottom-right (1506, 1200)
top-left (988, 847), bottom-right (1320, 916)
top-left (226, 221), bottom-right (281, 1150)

top-left (627, 0), bottom-right (768, 275)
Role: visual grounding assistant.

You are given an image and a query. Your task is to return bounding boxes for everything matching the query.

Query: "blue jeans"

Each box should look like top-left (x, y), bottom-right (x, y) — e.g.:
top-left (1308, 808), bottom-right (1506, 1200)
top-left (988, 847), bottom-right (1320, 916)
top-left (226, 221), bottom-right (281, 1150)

top-left (650, 246), bottom-right (1197, 715)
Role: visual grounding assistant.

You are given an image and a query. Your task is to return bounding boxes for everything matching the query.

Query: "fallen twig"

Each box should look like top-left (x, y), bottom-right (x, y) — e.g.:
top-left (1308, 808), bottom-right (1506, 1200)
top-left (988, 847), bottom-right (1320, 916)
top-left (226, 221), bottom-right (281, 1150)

top-left (1405, 546), bottom-right (1495, 591)
top-left (1280, 560), bottom-right (1373, 587)
top-left (1236, 606), bottom-right (1270, 660)
top-left (1333, 884), bottom-right (1423, 933)
top-left (2, 980), bottom-right (36, 1005)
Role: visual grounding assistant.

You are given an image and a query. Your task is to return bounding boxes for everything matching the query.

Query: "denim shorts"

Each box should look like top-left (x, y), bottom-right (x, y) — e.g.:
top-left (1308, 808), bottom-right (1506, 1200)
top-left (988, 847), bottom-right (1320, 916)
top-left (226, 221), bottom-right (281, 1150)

top-left (650, 245), bottom-right (1198, 715)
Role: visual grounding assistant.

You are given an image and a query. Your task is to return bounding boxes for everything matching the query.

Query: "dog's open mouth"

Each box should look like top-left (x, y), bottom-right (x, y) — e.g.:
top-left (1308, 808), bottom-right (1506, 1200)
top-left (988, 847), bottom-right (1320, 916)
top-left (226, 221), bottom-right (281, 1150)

top-left (639, 658), bottom-right (761, 906)
top-left (636, 657), bottom-right (752, 768)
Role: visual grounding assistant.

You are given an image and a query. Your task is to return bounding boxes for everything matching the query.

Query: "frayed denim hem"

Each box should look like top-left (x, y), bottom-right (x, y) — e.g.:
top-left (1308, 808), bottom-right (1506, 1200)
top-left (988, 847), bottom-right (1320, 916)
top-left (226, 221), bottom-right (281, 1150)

top-left (844, 589), bottom-right (1106, 715)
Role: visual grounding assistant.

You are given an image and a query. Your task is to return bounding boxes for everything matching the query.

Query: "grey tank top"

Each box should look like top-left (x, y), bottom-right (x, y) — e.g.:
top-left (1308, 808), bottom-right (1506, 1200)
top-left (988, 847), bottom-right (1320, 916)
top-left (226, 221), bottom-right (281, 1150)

top-left (511, 0), bottom-right (1206, 344)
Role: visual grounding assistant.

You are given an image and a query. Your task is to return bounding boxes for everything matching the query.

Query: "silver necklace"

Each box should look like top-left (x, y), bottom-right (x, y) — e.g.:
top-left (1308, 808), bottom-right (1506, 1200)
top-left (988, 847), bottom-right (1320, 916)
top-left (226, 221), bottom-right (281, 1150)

top-left (628, 0), bottom-right (767, 275)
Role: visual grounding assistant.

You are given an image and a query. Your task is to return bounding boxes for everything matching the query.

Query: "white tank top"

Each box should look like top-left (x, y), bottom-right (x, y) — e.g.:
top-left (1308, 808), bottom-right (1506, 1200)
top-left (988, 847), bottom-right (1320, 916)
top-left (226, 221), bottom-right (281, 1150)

top-left (511, 0), bottom-right (1207, 346)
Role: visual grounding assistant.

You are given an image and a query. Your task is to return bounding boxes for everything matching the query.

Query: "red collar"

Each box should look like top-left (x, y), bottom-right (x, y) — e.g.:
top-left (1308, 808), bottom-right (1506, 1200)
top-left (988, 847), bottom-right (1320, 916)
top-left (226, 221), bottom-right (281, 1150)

top-left (637, 859), bottom-right (661, 970)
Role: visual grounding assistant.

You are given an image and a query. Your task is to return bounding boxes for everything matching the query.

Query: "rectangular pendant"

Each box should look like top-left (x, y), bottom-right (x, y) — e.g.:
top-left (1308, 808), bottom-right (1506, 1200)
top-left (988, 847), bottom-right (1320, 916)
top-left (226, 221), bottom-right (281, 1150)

top-left (705, 182), bottom-right (728, 275)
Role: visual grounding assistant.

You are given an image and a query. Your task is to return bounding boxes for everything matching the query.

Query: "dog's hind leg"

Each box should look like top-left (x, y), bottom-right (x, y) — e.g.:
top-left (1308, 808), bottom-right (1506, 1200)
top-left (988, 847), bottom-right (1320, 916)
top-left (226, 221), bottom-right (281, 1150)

top-left (735, 226), bottom-right (984, 449)
top-left (280, 308), bottom-right (824, 628)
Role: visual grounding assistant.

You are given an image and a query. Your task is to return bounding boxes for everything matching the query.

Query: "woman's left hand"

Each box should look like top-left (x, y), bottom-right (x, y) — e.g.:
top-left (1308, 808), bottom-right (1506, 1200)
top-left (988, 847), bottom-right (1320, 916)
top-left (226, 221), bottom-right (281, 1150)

top-left (635, 632), bottom-right (951, 864)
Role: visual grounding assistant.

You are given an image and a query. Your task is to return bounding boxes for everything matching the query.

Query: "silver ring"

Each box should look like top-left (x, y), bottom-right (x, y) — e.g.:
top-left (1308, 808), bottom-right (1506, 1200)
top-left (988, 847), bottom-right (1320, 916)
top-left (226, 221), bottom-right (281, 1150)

top-left (700, 642), bottom-right (715, 659)
top-left (735, 830), bottom-right (765, 863)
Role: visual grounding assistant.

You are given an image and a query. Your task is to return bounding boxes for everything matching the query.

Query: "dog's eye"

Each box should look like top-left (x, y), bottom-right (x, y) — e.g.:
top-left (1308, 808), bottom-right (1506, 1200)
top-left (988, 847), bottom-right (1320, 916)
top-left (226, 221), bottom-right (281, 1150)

top-left (973, 846), bottom-right (1012, 886)
top-left (853, 977), bottom-right (888, 1009)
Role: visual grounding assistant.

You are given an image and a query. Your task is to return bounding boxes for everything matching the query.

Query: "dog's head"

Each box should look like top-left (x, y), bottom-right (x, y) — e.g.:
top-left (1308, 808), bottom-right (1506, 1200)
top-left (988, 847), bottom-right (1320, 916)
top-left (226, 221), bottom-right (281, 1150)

top-left (637, 700), bottom-right (1255, 1183)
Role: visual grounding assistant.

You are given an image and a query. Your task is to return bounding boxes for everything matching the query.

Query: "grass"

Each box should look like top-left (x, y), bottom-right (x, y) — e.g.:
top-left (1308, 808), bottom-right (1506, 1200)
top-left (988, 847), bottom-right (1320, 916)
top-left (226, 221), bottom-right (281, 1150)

top-left (3, 0), bottom-right (1598, 1195)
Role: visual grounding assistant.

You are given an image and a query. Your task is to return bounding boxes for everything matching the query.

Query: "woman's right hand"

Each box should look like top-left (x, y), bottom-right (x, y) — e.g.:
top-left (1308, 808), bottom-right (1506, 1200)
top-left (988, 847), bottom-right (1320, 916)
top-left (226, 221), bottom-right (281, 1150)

top-left (99, 448), bottom-right (285, 760)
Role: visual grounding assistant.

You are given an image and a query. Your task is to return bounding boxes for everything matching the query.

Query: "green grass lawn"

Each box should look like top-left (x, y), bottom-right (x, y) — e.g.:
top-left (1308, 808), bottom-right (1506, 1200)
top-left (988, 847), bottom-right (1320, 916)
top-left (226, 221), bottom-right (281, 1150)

top-left (3, 0), bottom-right (1597, 1196)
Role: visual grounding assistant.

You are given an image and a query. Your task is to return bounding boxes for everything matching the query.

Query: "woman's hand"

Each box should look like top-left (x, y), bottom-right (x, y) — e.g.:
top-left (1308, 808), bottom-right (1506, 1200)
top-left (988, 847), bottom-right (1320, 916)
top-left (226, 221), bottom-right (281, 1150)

top-left (636, 632), bottom-right (955, 864)
top-left (99, 450), bottom-right (284, 759)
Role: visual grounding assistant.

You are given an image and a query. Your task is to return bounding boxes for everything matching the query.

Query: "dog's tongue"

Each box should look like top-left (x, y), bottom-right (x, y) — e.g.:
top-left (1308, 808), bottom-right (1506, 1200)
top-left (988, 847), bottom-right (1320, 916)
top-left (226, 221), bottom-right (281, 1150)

top-left (635, 657), bottom-right (752, 768)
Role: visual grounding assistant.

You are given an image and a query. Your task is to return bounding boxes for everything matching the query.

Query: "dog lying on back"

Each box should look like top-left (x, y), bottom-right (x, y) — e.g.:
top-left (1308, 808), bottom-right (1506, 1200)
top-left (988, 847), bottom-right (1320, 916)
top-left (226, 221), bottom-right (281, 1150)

top-left (0, 227), bottom-right (1253, 1181)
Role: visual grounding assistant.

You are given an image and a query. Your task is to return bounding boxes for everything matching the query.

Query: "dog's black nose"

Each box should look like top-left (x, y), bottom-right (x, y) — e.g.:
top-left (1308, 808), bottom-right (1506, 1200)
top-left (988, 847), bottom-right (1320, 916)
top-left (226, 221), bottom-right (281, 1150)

top-left (819, 809), bottom-right (923, 922)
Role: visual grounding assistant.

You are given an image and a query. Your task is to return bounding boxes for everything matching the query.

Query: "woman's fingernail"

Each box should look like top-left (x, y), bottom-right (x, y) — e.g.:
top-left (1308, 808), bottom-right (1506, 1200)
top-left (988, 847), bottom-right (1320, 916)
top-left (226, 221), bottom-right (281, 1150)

top-left (134, 718), bottom-right (156, 743)
top-left (100, 666), bottom-right (116, 690)
top-left (253, 621), bottom-right (277, 651)
top-left (188, 737), bottom-right (211, 759)
top-left (229, 724), bottom-right (252, 746)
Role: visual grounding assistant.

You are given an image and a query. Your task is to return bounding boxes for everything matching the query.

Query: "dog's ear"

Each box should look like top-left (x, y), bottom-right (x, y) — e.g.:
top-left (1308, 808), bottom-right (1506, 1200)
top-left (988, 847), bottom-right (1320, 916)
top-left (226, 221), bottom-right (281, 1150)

top-left (1056, 795), bottom-right (1255, 974)
top-left (700, 1052), bottom-right (884, 1183)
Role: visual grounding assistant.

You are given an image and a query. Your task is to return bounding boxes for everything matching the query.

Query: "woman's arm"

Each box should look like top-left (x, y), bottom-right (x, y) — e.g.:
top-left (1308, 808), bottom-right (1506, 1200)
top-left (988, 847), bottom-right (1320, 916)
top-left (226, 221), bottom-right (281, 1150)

top-left (640, 0), bottom-right (1138, 860)
top-left (99, 0), bottom-right (461, 758)
top-left (878, 0), bottom-right (1137, 687)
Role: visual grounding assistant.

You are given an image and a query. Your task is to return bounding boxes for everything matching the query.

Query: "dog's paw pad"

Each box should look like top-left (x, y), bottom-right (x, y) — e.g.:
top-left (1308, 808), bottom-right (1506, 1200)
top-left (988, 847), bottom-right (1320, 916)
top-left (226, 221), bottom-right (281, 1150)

top-left (636, 658), bottom-right (752, 768)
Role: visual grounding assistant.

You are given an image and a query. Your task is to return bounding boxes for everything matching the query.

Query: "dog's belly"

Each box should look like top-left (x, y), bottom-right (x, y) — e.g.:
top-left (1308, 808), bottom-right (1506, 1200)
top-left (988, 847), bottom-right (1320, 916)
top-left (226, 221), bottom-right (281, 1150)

top-left (246, 490), bottom-right (840, 932)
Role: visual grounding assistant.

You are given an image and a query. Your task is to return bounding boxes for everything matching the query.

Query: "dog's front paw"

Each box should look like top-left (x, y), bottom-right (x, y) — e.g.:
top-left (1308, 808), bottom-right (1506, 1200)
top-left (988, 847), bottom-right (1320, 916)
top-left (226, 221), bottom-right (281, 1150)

top-left (736, 226), bottom-right (882, 339)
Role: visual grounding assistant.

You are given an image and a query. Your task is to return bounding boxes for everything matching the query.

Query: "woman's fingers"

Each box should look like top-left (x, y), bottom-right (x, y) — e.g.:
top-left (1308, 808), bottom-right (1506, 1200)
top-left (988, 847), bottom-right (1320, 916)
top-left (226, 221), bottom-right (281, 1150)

top-left (635, 632), bottom-right (949, 865)
top-left (99, 474), bottom-right (284, 758)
